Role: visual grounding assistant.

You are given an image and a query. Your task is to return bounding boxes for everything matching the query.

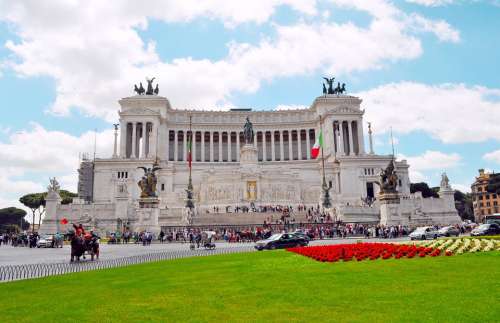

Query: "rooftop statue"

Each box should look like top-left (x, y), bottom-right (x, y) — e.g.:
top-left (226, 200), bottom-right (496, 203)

top-left (146, 77), bottom-right (155, 95)
top-left (323, 77), bottom-right (335, 94)
top-left (243, 116), bottom-right (254, 144)
top-left (137, 163), bottom-right (162, 198)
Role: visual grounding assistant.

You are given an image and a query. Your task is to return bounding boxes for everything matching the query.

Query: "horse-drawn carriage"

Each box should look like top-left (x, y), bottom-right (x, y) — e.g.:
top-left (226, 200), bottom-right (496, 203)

top-left (69, 230), bottom-right (100, 262)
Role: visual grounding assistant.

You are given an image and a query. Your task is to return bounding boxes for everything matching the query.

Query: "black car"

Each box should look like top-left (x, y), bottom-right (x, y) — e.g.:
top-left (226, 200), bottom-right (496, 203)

top-left (254, 233), bottom-right (308, 251)
top-left (471, 223), bottom-right (500, 236)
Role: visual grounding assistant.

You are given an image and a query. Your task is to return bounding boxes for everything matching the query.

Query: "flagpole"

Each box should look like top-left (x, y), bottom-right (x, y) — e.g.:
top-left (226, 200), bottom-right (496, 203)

top-left (320, 115), bottom-right (331, 209)
top-left (188, 115), bottom-right (193, 191)
top-left (320, 115), bottom-right (326, 187)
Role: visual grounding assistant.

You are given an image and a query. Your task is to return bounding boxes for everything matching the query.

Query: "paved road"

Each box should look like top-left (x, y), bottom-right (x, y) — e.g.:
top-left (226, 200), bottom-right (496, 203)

top-left (0, 237), bottom-right (410, 266)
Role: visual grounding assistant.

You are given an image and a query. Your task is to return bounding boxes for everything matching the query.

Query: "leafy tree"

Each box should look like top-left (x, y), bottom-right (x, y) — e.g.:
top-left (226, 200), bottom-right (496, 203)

top-left (19, 193), bottom-right (46, 231)
top-left (0, 207), bottom-right (29, 232)
top-left (60, 190), bottom-right (78, 205)
top-left (410, 182), bottom-right (439, 198)
top-left (486, 173), bottom-right (500, 195)
top-left (454, 190), bottom-right (474, 221)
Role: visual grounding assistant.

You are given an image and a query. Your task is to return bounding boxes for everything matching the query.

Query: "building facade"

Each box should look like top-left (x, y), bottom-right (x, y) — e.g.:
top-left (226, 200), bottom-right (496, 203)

top-left (40, 90), bottom-right (461, 234)
top-left (471, 169), bottom-right (500, 223)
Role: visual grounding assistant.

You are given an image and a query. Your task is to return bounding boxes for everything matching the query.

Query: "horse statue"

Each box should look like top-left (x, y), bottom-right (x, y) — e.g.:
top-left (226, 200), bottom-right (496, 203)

top-left (154, 84), bottom-right (159, 95)
top-left (134, 83), bottom-right (145, 95)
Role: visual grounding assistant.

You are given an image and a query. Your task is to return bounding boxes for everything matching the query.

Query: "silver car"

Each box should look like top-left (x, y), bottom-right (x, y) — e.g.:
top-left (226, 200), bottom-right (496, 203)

top-left (438, 226), bottom-right (460, 237)
top-left (409, 227), bottom-right (439, 240)
top-left (36, 235), bottom-right (54, 248)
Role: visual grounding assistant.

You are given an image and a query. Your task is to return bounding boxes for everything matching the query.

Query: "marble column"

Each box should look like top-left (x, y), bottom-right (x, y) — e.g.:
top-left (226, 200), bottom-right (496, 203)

top-left (348, 121), bottom-right (355, 156)
top-left (174, 130), bottom-right (178, 161)
top-left (228, 132), bottom-right (232, 162)
top-left (297, 129), bottom-right (302, 160)
top-left (201, 131), bottom-right (205, 162)
top-left (270, 132), bottom-right (275, 161)
top-left (339, 121), bottom-right (345, 156)
top-left (236, 132), bottom-right (240, 162)
top-left (306, 129), bottom-right (311, 159)
top-left (140, 123), bottom-right (147, 159)
top-left (357, 120), bottom-right (365, 155)
top-left (192, 131), bottom-right (196, 163)
top-left (113, 125), bottom-right (118, 158)
top-left (279, 131), bottom-right (284, 161)
top-left (218, 132), bottom-right (222, 162)
top-left (119, 123), bottom-right (126, 158)
top-left (131, 122), bottom-right (137, 159)
top-left (288, 131), bottom-right (293, 160)
top-left (183, 130), bottom-right (187, 162)
top-left (262, 131), bottom-right (267, 161)
top-left (210, 131), bottom-right (214, 162)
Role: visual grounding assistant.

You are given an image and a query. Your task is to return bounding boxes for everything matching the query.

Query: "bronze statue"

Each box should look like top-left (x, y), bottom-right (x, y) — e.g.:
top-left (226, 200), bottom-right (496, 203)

top-left (243, 116), bottom-right (254, 144)
top-left (154, 84), bottom-right (159, 95)
top-left (323, 77), bottom-right (335, 94)
top-left (137, 164), bottom-right (161, 198)
top-left (146, 77), bottom-right (155, 95)
top-left (322, 83), bottom-right (327, 95)
top-left (134, 83), bottom-right (145, 95)
top-left (376, 159), bottom-right (398, 194)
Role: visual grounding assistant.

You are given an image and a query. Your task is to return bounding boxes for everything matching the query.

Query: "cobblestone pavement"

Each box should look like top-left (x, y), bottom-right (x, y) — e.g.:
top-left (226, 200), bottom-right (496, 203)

top-left (0, 237), bottom-right (409, 266)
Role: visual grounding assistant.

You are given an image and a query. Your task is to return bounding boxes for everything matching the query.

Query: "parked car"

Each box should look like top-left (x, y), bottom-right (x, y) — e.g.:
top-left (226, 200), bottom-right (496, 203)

top-left (409, 227), bottom-right (439, 240)
top-left (291, 231), bottom-right (311, 242)
top-left (36, 235), bottom-right (55, 248)
top-left (438, 226), bottom-right (460, 237)
top-left (470, 223), bottom-right (500, 236)
top-left (254, 233), bottom-right (308, 251)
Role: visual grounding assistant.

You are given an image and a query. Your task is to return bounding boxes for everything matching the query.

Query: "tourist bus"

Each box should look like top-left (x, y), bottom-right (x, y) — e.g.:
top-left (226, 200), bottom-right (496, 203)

top-left (484, 214), bottom-right (500, 225)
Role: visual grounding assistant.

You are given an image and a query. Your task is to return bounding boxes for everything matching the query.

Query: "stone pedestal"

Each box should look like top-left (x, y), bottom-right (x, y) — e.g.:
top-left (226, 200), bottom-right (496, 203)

top-left (39, 190), bottom-right (62, 234)
top-left (378, 192), bottom-right (402, 226)
top-left (135, 197), bottom-right (160, 234)
top-left (240, 144), bottom-right (258, 165)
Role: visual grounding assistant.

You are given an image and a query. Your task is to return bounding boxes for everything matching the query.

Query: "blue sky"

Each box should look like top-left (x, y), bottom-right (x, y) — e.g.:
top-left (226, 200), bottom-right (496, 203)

top-left (0, 0), bottom-right (499, 209)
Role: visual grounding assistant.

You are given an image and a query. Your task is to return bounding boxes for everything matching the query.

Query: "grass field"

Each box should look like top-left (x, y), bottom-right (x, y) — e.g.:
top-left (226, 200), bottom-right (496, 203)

top-left (1, 250), bottom-right (499, 322)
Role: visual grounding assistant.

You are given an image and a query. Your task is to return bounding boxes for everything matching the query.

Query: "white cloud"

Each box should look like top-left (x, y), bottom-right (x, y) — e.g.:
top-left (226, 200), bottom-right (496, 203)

top-left (398, 150), bottom-right (461, 183)
top-left (0, 1), bottom-right (460, 121)
top-left (452, 183), bottom-right (471, 193)
top-left (484, 150), bottom-right (500, 164)
top-left (406, 0), bottom-right (454, 7)
top-left (409, 14), bottom-right (460, 43)
top-left (360, 82), bottom-right (500, 144)
top-left (0, 124), bottom-right (114, 210)
top-left (400, 150), bottom-right (461, 171)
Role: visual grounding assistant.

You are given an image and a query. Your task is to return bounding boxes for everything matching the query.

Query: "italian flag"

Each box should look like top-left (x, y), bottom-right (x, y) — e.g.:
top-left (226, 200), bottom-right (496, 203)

top-left (311, 131), bottom-right (323, 159)
top-left (187, 132), bottom-right (192, 168)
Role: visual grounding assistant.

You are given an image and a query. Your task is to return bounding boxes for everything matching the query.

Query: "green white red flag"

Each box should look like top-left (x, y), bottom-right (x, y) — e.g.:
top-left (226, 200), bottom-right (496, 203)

top-left (311, 131), bottom-right (323, 159)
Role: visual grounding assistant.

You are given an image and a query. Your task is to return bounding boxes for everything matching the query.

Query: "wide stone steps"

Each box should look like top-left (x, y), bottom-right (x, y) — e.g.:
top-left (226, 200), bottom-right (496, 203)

top-left (191, 211), bottom-right (309, 225)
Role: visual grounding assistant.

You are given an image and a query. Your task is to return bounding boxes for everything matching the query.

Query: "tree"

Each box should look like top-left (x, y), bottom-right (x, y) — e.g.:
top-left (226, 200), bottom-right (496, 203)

top-left (454, 190), bottom-right (474, 221)
top-left (0, 207), bottom-right (29, 232)
top-left (410, 182), bottom-right (439, 198)
top-left (60, 190), bottom-right (78, 205)
top-left (19, 193), bottom-right (46, 231)
top-left (486, 173), bottom-right (500, 195)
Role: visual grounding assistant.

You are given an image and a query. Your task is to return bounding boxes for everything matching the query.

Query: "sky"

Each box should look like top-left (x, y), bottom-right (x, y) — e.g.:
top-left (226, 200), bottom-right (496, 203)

top-left (0, 0), bottom-right (499, 212)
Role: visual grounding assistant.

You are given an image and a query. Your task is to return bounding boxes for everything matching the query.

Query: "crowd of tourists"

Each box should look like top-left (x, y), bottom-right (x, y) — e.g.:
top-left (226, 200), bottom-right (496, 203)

top-left (206, 204), bottom-right (308, 214)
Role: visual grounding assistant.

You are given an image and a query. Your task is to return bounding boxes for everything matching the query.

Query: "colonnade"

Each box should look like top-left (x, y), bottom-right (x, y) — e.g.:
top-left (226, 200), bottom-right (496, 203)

top-left (167, 129), bottom-right (316, 162)
top-left (122, 122), bottom-right (157, 159)
top-left (332, 120), bottom-right (364, 156)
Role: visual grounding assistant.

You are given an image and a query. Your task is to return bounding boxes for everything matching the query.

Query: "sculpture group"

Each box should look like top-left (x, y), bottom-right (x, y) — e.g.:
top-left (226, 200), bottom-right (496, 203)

top-left (137, 163), bottom-right (162, 198)
top-left (377, 159), bottom-right (399, 194)
top-left (134, 77), bottom-right (159, 95)
top-left (323, 77), bottom-right (346, 95)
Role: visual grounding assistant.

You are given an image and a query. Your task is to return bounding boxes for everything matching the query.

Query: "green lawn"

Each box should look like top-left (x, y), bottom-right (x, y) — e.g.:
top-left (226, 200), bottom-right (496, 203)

top-left (1, 251), bottom-right (499, 323)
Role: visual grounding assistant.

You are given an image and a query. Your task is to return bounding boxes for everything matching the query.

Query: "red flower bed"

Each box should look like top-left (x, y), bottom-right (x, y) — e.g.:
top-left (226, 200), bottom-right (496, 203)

top-left (287, 242), bottom-right (450, 263)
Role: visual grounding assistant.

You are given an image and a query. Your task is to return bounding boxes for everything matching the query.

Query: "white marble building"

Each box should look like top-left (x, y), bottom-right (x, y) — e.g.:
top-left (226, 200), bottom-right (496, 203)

top-left (40, 92), bottom-right (460, 234)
